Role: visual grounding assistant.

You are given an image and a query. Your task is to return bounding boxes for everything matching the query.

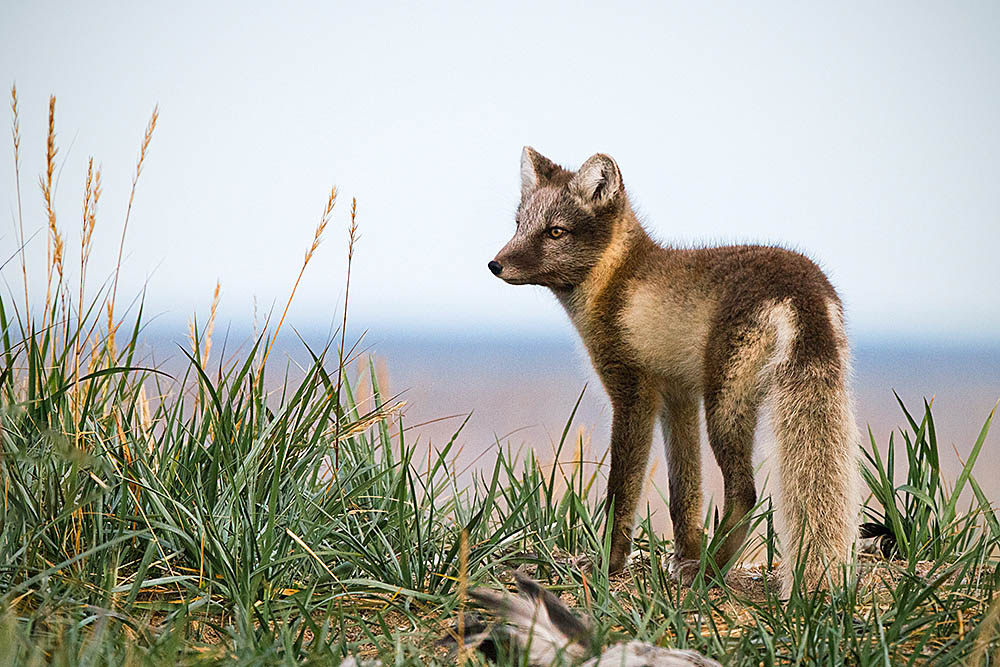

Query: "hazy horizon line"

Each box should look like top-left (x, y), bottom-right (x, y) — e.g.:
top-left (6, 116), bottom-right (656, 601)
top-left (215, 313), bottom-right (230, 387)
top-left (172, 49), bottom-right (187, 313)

top-left (134, 315), bottom-right (1000, 353)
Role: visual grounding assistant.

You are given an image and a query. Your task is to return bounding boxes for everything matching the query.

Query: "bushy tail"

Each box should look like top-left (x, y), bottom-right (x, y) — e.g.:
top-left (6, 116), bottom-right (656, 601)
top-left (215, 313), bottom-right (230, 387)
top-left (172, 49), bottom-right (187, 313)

top-left (771, 352), bottom-right (861, 592)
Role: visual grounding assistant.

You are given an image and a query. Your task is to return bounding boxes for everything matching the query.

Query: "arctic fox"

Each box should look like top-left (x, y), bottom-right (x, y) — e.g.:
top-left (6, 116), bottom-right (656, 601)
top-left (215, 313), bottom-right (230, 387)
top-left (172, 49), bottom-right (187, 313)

top-left (489, 148), bottom-right (860, 592)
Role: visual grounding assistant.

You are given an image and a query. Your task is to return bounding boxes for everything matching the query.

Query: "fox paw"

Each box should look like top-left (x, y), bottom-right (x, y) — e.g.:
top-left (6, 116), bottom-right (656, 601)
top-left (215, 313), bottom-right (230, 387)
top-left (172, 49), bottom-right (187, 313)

top-left (666, 556), bottom-right (702, 586)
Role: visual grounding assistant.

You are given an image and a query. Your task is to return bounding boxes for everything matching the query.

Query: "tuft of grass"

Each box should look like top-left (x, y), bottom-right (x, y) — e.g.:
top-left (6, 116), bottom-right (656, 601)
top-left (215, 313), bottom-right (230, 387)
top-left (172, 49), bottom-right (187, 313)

top-left (2, 90), bottom-right (1000, 666)
top-left (861, 393), bottom-right (998, 564)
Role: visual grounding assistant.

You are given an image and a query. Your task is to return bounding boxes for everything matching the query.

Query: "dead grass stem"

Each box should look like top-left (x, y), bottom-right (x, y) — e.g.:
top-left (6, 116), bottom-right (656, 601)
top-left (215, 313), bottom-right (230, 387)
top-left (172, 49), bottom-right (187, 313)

top-left (333, 197), bottom-right (359, 467)
top-left (108, 106), bottom-right (158, 355)
top-left (257, 187), bottom-right (337, 377)
top-left (10, 84), bottom-right (28, 321)
top-left (39, 95), bottom-right (62, 332)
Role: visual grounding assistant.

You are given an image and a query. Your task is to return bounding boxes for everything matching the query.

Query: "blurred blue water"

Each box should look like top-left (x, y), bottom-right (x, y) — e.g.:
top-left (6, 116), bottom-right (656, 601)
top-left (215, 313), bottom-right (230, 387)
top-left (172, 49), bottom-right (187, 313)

top-left (144, 327), bottom-right (1000, 534)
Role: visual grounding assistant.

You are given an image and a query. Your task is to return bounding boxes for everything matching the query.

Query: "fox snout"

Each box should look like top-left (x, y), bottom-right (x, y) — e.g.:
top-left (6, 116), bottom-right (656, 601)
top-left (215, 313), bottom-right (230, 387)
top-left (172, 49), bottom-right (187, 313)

top-left (488, 239), bottom-right (519, 282)
top-left (488, 241), bottom-right (532, 284)
top-left (487, 253), bottom-right (523, 283)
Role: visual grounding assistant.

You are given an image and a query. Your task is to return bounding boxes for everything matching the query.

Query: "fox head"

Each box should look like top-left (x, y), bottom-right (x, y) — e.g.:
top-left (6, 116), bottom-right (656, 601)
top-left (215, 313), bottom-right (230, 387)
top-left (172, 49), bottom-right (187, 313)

top-left (489, 147), bottom-right (627, 290)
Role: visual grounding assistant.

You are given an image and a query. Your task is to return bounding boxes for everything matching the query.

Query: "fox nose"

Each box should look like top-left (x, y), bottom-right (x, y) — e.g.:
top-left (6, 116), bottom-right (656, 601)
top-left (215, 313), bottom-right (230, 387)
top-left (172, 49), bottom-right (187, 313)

top-left (488, 260), bottom-right (503, 276)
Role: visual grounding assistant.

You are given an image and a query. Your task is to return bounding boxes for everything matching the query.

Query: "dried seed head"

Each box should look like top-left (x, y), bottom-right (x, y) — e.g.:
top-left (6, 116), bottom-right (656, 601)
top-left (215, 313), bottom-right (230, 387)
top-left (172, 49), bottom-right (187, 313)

top-left (40, 96), bottom-right (61, 283)
top-left (202, 281), bottom-right (221, 365)
top-left (135, 105), bottom-right (158, 183)
top-left (86, 167), bottom-right (102, 255)
top-left (10, 83), bottom-right (20, 160)
top-left (52, 228), bottom-right (64, 279)
top-left (305, 186), bottom-right (337, 263)
top-left (44, 96), bottom-right (56, 189)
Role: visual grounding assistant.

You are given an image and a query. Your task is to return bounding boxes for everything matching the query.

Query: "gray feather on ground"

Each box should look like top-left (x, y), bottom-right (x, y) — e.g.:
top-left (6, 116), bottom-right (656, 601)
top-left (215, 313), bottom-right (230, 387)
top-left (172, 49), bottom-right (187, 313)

top-left (467, 571), bottom-right (722, 667)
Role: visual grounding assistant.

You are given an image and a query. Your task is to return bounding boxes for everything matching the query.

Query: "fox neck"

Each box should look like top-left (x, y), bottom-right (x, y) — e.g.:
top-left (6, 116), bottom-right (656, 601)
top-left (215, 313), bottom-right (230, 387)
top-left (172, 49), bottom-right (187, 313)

top-left (554, 206), bottom-right (652, 325)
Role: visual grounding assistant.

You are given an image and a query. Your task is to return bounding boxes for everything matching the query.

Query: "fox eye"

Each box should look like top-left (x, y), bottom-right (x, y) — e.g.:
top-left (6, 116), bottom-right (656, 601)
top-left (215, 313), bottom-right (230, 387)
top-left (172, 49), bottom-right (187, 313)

top-left (547, 227), bottom-right (567, 239)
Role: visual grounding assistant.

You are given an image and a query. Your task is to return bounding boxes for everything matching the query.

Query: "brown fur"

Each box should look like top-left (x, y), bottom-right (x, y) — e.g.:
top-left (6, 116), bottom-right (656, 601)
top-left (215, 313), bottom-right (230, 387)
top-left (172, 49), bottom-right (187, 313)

top-left (491, 148), bottom-right (860, 592)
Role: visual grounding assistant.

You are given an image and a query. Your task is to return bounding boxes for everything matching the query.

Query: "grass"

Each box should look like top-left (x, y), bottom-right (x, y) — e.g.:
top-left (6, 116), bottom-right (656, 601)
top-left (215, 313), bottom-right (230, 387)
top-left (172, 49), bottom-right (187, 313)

top-left (2, 89), bottom-right (1000, 666)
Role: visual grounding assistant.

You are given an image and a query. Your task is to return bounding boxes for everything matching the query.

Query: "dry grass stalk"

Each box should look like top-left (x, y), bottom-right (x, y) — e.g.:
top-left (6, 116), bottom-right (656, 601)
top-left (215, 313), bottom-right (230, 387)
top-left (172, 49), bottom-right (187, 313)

top-left (188, 281), bottom-right (222, 367)
top-left (138, 383), bottom-right (152, 447)
top-left (74, 158), bottom-right (102, 442)
top-left (257, 186), bottom-right (337, 377)
top-left (456, 529), bottom-right (469, 665)
top-left (328, 400), bottom-right (406, 443)
top-left (39, 96), bottom-right (64, 331)
top-left (10, 84), bottom-right (28, 319)
top-left (333, 197), bottom-right (359, 467)
top-left (203, 281), bottom-right (221, 366)
top-left (285, 528), bottom-right (337, 579)
top-left (87, 336), bottom-right (99, 375)
top-left (80, 159), bottom-right (95, 290)
top-left (108, 106), bottom-right (158, 356)
top-left (80, 158), bottom-right (101, 278)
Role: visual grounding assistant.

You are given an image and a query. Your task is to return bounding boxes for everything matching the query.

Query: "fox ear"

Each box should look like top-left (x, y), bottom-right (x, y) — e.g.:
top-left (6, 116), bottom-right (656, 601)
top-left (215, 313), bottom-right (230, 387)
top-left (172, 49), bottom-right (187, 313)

top-left (520, 146), bottom-right (560, 198)
top-left (568, 153), bottom-right (622, 210)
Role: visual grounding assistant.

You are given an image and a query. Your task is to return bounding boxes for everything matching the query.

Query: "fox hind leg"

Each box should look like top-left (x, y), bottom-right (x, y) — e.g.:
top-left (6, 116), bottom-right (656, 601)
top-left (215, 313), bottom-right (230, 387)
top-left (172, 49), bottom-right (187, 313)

top-left (702, 314), bottom-right (775, 577)
top-left (704, 384), bottom-right (761, 574)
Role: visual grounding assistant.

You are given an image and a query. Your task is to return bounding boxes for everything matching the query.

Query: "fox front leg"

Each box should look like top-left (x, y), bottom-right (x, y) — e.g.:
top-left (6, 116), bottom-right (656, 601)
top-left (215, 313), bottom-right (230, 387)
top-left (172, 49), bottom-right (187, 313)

top-left (660, 390), bottom-right (704, 582)
top-left (603, 380), bottom-right (659, 572)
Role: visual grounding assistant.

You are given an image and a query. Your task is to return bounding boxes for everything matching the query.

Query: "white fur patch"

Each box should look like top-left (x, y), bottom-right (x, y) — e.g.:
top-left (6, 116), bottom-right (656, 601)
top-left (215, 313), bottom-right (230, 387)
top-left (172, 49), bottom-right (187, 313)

top-left (761, 299), bottom-right (797, 375)
top-left (520, 147), bottom-right (538, 196)
top-left (619, 282), bottom-right (715, 389)
top-left (826, 299), bottom-right (850, 370)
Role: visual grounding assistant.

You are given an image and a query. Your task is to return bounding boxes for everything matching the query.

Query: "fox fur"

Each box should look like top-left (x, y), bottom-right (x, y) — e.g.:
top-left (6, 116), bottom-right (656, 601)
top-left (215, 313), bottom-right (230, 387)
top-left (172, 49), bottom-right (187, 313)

top-left (489, 147), bottom-right (861, 592)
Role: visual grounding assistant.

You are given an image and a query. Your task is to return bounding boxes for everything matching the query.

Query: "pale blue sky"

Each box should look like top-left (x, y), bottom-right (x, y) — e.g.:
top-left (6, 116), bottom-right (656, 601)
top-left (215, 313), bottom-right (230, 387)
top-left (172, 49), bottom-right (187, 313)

top-left (3, 1), bottom-right (999, 344)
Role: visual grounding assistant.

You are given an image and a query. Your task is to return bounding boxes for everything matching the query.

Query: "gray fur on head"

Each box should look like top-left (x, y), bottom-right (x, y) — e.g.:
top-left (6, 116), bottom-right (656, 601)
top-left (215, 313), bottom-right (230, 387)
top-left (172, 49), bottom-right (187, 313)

top-left (493, 149), bottom-right (628, 290)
